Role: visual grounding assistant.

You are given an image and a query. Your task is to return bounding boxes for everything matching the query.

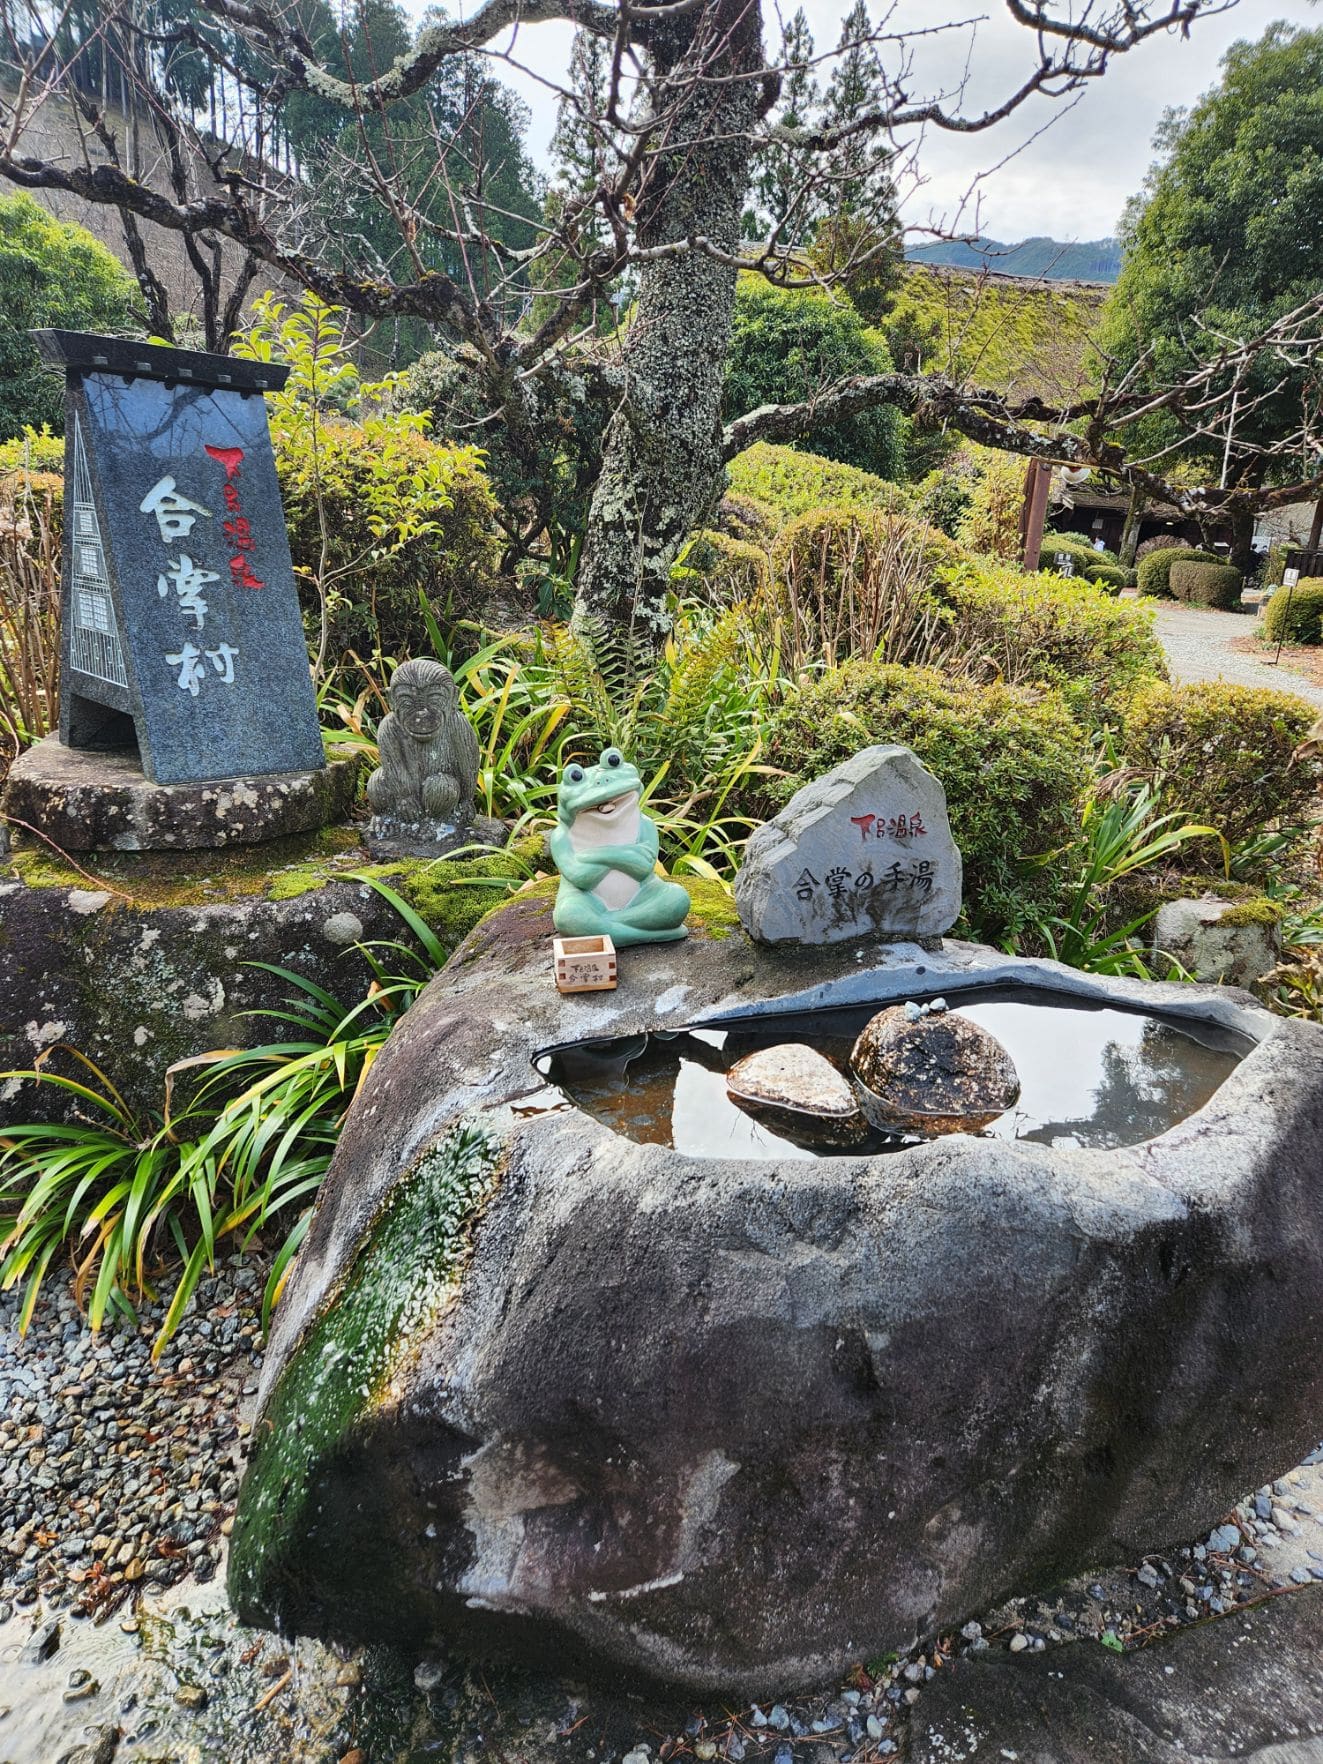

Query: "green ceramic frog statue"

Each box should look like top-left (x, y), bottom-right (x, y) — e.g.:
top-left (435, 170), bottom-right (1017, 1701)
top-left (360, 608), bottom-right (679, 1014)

top-left (550, 748), bottom-right (690, 948)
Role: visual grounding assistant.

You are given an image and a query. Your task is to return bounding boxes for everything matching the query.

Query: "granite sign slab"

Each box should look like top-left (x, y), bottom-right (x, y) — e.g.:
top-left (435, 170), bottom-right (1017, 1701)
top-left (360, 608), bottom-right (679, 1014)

top-left (34, 329), bottom-right (324, 786)
top-left (734, 744), bottom-right (961, 944)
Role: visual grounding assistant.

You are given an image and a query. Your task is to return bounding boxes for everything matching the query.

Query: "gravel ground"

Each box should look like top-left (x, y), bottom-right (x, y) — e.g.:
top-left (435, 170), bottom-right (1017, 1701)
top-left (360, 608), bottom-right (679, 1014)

top-left (1153, 602), bottom-right (1323, 708)
top-left (0, 1265), bottom-right (261, 1625)
top-left (2, 1263), bottom-right (1321, 1764)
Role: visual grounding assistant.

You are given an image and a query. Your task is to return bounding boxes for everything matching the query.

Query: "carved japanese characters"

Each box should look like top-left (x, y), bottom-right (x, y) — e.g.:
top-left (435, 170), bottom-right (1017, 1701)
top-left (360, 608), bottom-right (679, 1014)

top-left (735, 744), bottom-right (962, 946)
top-left (366, 660), bottom-right (479, 828)
top-left (550, 748), bottom-right (690, 949)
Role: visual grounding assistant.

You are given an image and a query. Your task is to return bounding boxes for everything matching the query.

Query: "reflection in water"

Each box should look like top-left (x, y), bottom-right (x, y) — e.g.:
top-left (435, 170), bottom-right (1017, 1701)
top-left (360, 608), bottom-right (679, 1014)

top-left (537, 989), bottom-right (1247, 1161)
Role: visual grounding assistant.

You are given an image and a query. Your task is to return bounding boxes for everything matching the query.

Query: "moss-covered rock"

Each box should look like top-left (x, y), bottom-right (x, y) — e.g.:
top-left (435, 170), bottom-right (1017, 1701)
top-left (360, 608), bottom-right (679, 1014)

top-left (228, 1119), bottom-right (502, 1639)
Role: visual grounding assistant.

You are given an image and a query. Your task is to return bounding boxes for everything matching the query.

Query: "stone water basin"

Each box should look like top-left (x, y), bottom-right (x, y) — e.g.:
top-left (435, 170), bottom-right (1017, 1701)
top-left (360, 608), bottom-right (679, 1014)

top-left (230, 896), bottom-right (1323, 1698)
top-left (538, 986), bottom-right (1249, 1157)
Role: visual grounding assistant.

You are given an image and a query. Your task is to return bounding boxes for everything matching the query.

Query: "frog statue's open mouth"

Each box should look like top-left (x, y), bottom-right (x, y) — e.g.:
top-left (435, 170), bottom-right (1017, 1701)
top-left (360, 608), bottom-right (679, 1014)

top-left (584, 790), bottom-right (639, 822)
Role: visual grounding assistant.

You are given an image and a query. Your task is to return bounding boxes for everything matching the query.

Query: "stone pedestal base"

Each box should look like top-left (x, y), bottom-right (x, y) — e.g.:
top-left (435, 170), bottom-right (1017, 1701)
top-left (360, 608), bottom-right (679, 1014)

top-left (1, 735), bottom-right (361, 851)
top-left (364, 812), bottom-right (508, 861)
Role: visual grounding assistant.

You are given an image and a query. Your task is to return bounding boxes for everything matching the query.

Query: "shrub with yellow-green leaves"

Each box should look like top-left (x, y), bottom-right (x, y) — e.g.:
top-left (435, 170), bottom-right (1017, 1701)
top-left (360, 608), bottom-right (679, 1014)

top-left (937, 562), bottom-right (1166, 728)
top-left (275, 417), bottom-right (496, 662)
top-left (1124, 679), bottom-right (1322, 847)
top-left (673, 528), bottom-right (771, 604)
top-left (726, 442), bottom-right (911, 524)
top-left (1263, 577), bottom-right (1323, 646)
top-left (753, 662), bottom-right (1090, 942)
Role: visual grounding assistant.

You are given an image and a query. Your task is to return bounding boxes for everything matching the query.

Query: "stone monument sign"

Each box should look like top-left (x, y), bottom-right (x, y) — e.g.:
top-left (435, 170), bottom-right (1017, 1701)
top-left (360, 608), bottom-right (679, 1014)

top-left (734, 744), bottom-right (961, 944)
top-left (34, 329), bottom-right (324, 786)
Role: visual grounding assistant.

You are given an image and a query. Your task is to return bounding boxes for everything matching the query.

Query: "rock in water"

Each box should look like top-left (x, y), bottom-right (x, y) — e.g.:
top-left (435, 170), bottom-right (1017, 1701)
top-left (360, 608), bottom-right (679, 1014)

top-left (726, 1044), bottom-right (867, 1147)
top-left (851, 1007), bottom-right (1019, 1134)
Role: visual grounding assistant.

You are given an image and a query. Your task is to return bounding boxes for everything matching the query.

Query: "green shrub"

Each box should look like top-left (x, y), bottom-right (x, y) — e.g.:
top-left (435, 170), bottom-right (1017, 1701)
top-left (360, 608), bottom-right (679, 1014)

top-left (956, 451), bottom-right (1027, 560)
top-left (0, 195), bottom-right (141, 441)
top-left (756, 662), bottom-right (1090, 941)
top-left (0, 425), bottom-right (67, 476)
top-left (275, 419), bottom-right (497, 662)
top-left (726, 442), bottom-right (911, 524)
top-left (1044, 530), bottom-right (1120, 565)
top-left (673, 528), bottom-right (771, 603)
top-left (237, 290), bottom-right (499, 666)
top-left (1124, 679), bottom-right (1322, 846)
top-left (937, 562), bottom-right (1166, 727)
top-left (1168, 559), bottom-right (1243, 608)
top-left (724, 277), bottom-right (905, 479)
top-left (1081, 562), bottom-right (1128, 592)
top-left (1136, 545), bottom-right (1222, 597)
top-left (1263, 577), bottom-right (1323, 645)
top-left (716, 491), bottom-right (778, 544)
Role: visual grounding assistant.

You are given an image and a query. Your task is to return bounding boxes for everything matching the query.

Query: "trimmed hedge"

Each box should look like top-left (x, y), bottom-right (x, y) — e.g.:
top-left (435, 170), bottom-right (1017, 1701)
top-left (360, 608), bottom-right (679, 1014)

top-left (674, 528), bottom-right (772, 603)
top-left (1124, 679), bottom-right (1322, 847)
top-left (755, 662), bottom-right (1090, 942)
top-left (1081, 561), bottom-right (1128, 593)
top-left (1168, 559), bottom-right (1243, 609)
top-left (726, 442), bottom-right (911, 523)
top-left (1041, 531), bottom-right (1121, 571)
top-left (937, 562), bottom-right (1166, 728)
top-left (1263, 577), bottom-right (1323, 646)
top-left (1136, 545), bottom-right (1222, 598)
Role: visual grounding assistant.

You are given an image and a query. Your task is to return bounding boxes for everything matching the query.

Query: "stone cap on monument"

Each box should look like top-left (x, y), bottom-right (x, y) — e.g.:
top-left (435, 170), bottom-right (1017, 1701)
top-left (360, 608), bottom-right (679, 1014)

top-left (734, 744), bottom-right (962, 945)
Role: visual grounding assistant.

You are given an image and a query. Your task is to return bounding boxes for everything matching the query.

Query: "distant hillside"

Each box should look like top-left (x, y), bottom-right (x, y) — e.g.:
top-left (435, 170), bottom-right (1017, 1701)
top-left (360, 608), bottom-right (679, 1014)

top-left (906, 236), bottom-right (1122, 284)
top-left (883, 263), bottom-right (1108, 403)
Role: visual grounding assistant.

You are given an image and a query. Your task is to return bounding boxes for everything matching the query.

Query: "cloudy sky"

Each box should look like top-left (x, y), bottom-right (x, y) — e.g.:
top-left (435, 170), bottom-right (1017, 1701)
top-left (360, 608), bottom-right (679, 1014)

top-left (439, 0), bottom-right (1317, 242)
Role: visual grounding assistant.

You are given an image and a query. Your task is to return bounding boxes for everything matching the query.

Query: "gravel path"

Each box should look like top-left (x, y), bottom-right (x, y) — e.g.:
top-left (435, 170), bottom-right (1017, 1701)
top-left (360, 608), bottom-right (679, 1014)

top-left (1153, 602), bottom-right (1323, 708)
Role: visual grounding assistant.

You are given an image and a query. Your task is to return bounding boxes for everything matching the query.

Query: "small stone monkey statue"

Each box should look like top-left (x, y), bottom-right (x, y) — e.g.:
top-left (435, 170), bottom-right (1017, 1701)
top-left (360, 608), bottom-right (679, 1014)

top-left (366, 659), bottom-right (479, 828)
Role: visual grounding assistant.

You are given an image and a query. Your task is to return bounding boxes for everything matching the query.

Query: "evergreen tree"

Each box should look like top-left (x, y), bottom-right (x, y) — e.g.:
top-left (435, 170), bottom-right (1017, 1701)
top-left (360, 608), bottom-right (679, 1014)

top-left (748, 8), bottom-right (819, 243)
top-left (815, 1), bottom-right (902, 320)
top-left (824, 0), bottom-right (888, 216)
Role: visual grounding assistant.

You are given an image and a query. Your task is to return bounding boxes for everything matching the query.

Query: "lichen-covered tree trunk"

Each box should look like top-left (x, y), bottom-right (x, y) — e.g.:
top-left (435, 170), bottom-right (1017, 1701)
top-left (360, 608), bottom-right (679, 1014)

top-left (572, 2), bottom-right (763, 648)
top-left (1119, 486), bottom-right (1147, 567)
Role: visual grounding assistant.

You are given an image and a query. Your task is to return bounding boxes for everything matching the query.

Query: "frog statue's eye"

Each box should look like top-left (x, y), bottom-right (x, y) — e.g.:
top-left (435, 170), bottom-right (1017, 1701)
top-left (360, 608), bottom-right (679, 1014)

top-left (566, 764), bottom-right (585, 784)
top-left (602, 748), bottom-right (623, 769)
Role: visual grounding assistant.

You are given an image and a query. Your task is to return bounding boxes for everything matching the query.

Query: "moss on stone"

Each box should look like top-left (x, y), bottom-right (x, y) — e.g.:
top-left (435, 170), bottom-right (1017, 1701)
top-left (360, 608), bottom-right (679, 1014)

top-left (228, 1119), bottom-right (502, 1628)
top-left (356, 839), bottom-right (547, 947)
top-left (683, 875), bottom-right (739, 938)
top-left (1218, 896), bottom-right (1285, 929)
top-left (6, 824), bottom-right (365, 909)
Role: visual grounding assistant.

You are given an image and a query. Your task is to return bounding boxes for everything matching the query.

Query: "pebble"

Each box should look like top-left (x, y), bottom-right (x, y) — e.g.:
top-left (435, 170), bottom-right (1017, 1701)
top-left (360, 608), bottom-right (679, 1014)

top-left (22, 1618), bottom-right (60, 1663)
top-left (622, 1750), bottom-right (650, 1764)
top-left (413, 1659), bottom-right (445, 1693)
top-left (1208, 1524), bottom-right (1240, 1554)
top-left (768, 1705), bottom-right (790, 1731)
top-left (0, 1264), bottom-right (259, 1619)
top-left (1009, 1633), bottom-right (1029, 1653)
top-left (174, 1684), bottom-right (208, 1710)
top-left (866, 1715), bottom-right (884, 1740)
top-left (1136, 1563), bottom-right (1160, 1588)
